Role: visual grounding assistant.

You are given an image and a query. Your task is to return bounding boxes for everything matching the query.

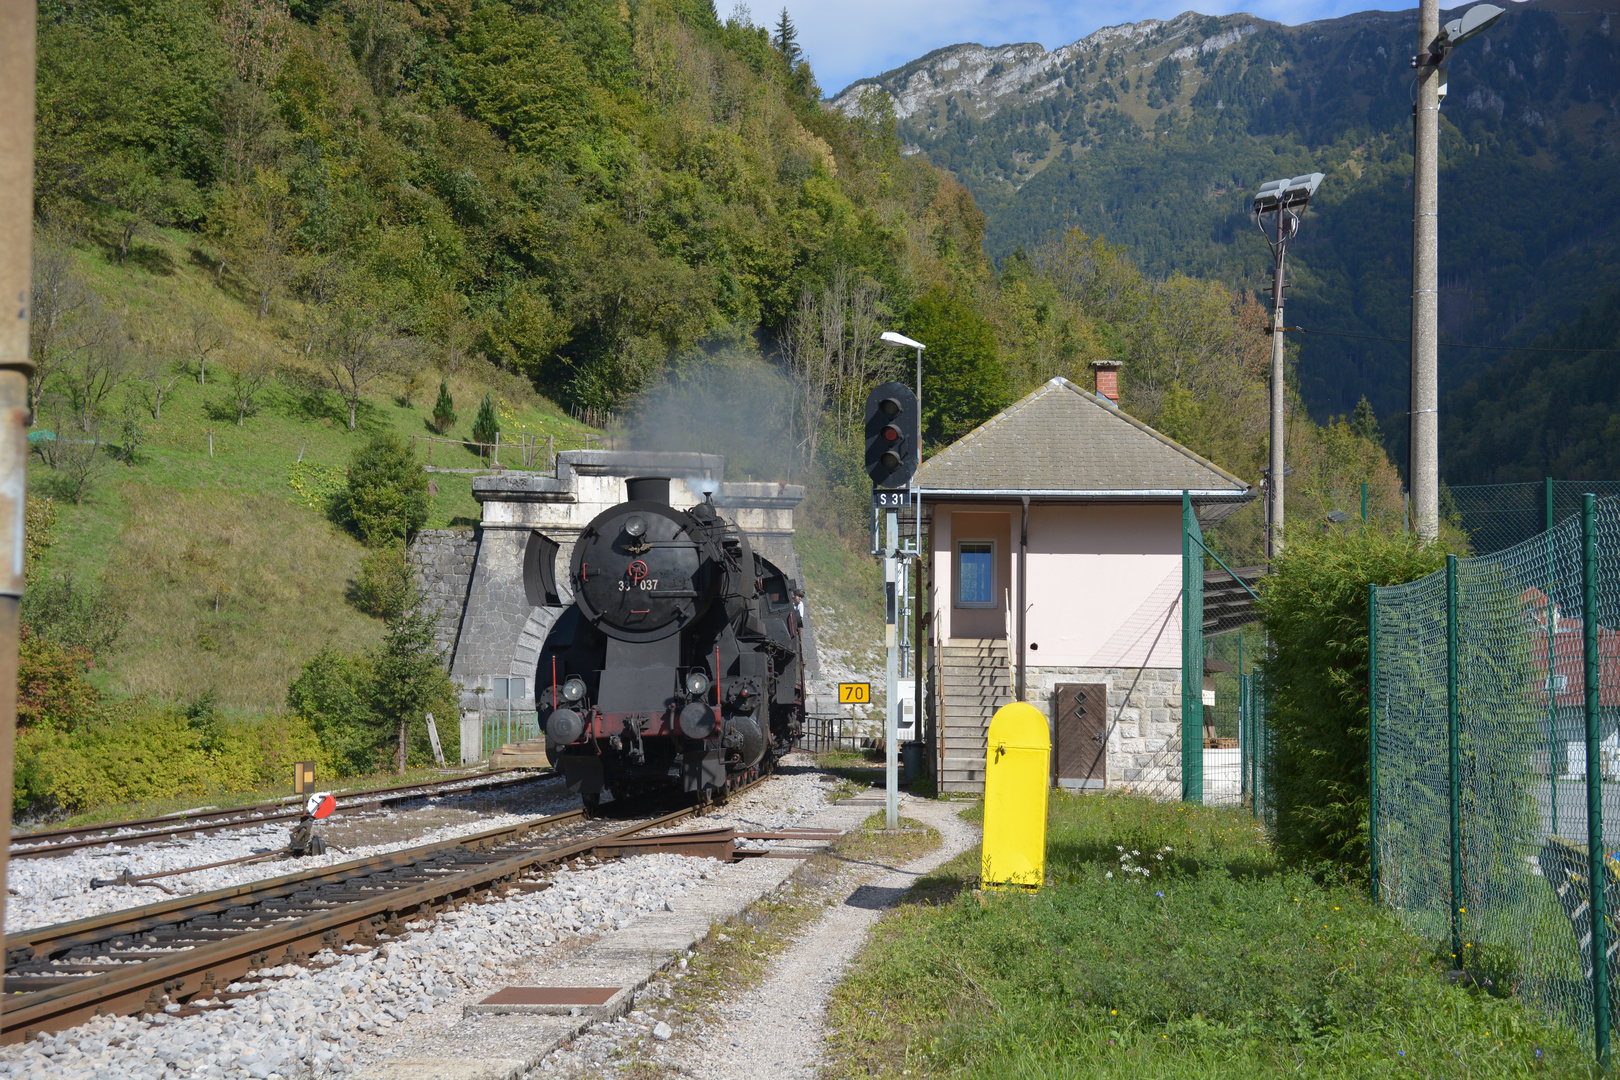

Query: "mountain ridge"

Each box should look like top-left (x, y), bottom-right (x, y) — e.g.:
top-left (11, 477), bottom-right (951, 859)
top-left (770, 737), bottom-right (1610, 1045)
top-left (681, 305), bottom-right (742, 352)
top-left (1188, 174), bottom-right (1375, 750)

top-left (823, 0), bottom-right (1620, 467)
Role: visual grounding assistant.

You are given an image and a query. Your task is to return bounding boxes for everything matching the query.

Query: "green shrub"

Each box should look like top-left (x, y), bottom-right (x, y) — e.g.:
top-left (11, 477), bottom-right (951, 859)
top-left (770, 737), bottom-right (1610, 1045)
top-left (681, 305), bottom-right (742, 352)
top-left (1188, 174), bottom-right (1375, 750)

top-left (18, 627), bottom-right (97, 730)
top-left (14, 703), bottom-right (333, 815)
top-left (287, 647), bottom-right (385, 775)
top-left (1258, 528), bottom-right (1449, 872)
top-left (339, 432), bottom-right (429, 546)
top-left (21, 570), bottom-right (127, 656)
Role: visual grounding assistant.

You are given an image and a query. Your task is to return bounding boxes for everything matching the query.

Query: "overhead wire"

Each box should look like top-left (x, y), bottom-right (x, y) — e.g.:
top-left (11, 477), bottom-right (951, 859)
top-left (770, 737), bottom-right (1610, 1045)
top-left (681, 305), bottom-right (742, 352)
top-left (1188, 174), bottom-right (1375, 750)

top-left (1267, 325), bottom-right (1620, 354)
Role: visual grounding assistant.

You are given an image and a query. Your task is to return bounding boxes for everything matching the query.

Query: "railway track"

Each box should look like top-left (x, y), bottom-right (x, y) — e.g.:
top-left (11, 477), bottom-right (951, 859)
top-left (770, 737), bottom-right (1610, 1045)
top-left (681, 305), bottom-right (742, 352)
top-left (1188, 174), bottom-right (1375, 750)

top-left (0, 775), bottom-right (770, 1043)
top-left (8, 768), bottom-right (555, 860)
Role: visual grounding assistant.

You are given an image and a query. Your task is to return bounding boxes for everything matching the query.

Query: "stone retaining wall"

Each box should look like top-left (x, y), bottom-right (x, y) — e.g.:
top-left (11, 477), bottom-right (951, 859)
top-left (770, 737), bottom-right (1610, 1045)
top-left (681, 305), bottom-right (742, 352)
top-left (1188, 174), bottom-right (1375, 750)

top-left (407, 529), bottom-right (478, 665)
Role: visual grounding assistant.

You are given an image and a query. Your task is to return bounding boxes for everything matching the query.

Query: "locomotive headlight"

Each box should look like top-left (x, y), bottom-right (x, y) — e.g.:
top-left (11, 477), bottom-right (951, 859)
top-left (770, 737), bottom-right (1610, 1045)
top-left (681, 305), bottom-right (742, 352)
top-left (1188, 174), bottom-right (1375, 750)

top-left (562, 676), bottom-right (587, 702)
top-left (684, 671), bottom-right (709, 697)
top-left (624, 514), bottom-right (648, 538)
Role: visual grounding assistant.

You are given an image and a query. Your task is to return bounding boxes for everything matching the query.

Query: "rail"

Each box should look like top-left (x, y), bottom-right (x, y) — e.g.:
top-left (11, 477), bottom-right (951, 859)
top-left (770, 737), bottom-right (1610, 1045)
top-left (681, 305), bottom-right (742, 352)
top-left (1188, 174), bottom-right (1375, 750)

top-left (0, 774), bottom-right (770, 1043)
top-left (8, 769), bottom-right (552, 860)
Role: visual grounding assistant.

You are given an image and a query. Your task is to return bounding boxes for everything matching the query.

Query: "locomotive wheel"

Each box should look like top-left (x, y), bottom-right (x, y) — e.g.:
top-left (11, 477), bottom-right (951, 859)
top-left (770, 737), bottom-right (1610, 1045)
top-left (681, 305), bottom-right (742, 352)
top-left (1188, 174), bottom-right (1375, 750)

top-left (582, 793), bottom-right (602, 817)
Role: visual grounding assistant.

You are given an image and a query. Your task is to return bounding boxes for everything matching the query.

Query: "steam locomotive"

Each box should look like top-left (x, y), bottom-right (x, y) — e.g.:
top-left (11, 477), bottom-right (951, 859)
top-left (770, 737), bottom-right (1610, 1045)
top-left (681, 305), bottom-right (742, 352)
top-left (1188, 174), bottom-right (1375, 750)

top-left (529, 477), bottom-right (805, 806)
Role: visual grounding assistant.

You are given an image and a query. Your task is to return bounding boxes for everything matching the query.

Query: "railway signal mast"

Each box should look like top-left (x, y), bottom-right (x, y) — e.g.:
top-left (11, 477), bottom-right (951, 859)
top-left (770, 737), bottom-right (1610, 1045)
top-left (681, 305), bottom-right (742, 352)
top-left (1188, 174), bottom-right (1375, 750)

top-left (869, 333), bottom-right (924, 831)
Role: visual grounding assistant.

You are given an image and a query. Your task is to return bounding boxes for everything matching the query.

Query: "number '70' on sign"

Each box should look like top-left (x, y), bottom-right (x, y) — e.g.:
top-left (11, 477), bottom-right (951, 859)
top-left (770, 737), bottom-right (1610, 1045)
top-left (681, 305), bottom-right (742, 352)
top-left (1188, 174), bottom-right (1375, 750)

top-left (839, 683), bottom-right (871, 704)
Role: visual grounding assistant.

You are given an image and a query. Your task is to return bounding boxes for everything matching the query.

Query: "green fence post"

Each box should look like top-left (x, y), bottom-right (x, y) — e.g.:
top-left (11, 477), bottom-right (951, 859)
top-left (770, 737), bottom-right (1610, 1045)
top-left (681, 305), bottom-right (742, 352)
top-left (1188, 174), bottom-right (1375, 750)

top-left (1549, 596), bottom-right (1560, 839)
top-left (1546, 476), bottom-right (1556, 533)
top-left (1368, 582), bottom-right (1379, 900)
top-left (1584, 492), bottom-right (1608, 1067)
top-left (1446, 554), bottom-right (1464, 969)
top-left (1361, 482), bottom-right (1368, 524)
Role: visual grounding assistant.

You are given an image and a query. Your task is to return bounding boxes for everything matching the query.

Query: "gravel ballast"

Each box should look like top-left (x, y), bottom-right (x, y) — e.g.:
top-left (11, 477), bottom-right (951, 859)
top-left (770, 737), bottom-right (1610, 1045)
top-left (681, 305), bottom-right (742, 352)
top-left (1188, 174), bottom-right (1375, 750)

top-left (6, 778), bottom-right (578, 933)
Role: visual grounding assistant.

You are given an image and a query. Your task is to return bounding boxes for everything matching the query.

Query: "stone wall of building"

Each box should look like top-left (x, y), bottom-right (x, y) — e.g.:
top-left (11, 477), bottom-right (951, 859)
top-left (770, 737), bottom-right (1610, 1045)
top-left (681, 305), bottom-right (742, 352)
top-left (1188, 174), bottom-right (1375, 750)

top-left (1023, 665), bottom-right (1182, 797)
top-left (407, 528), bottom-right (478, 665)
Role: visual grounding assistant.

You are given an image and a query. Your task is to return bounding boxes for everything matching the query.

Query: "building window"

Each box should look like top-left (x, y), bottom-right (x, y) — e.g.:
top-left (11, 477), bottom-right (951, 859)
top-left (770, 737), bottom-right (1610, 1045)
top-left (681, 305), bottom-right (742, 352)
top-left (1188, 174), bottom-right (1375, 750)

top-left (955, 539), bottom-right (997, 608)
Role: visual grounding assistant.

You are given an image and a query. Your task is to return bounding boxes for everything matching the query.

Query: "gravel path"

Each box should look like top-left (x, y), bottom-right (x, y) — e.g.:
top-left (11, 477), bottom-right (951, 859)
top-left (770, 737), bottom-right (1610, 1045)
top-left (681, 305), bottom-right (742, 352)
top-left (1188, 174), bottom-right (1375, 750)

top-left (678, 794), bottom-right (980, 1080)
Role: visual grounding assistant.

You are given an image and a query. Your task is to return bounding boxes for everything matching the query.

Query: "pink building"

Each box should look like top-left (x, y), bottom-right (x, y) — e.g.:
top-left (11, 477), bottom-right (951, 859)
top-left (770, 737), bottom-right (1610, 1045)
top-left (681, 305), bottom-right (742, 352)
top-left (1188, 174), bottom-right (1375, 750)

top-left (915, 373), bottom-right (1254, 794)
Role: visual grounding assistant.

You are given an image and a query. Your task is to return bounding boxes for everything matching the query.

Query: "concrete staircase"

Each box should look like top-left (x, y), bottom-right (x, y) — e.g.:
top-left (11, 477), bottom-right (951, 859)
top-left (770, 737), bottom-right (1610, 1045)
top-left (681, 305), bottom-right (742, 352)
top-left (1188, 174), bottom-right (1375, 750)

top-left (938, 639), bottom-right (1012, 793)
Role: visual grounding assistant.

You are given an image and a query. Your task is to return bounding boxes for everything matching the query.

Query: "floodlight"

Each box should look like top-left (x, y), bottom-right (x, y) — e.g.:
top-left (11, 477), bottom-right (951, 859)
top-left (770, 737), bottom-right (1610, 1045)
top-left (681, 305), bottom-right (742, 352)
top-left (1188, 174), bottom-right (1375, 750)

top-left (880, 331), bottom-right (925, 351)
top-left (1252, 179), bottom-right (1287, 213)
top-left (1280, 172), bottom-right (1324, 208)
top-left (1435, 4), bottom-right (1503, 50)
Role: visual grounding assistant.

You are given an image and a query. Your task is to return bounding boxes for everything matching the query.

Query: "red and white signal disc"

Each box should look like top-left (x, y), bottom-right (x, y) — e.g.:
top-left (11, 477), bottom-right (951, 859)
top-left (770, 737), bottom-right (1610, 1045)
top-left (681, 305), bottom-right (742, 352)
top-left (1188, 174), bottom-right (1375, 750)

top-left (306, 792), bottom-right (336, 820)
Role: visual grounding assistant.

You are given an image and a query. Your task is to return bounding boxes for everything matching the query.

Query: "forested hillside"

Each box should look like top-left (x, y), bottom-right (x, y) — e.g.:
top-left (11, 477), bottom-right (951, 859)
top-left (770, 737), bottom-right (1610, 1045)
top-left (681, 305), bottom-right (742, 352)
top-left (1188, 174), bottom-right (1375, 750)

top-left (830, 0), bottom-right (1620, 465)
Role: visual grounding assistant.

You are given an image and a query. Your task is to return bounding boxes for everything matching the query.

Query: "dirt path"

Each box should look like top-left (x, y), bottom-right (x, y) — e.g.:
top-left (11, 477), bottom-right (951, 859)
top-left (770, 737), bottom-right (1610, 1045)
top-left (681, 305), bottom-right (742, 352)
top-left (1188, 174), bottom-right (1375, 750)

top-left (679, 794), bottom-right (981, 1080)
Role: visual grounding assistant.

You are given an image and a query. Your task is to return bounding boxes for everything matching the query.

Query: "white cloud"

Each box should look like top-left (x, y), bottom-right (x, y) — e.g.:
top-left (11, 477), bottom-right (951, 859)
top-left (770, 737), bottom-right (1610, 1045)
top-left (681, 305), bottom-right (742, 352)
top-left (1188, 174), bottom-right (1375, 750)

top-left (793, 0), bottom-right (1391, 95)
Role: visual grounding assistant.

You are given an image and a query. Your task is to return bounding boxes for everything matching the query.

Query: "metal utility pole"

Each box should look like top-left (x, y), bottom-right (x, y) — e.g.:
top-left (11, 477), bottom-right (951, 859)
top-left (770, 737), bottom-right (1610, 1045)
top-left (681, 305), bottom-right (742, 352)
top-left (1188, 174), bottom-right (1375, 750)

top-left (884, 509), bottom-right (899, 830)
top-left (0, 0), bottom-right (37, 959)
top-left (1251, 173), bottom-right (1323, 558)
top-left (1410, 0), bottom-right (1442, 543)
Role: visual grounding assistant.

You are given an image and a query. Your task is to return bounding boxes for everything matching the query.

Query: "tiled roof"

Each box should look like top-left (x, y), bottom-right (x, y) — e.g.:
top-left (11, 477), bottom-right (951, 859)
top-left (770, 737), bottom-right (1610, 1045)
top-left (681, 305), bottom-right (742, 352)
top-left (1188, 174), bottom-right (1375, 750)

top-left (913, 378), bottom-right (1252, 501)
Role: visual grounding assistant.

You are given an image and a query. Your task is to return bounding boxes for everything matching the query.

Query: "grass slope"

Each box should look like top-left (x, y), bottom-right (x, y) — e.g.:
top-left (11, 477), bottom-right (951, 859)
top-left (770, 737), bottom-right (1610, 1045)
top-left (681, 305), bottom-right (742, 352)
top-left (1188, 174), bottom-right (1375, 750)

top-left (826, 793), bottom-right (1594, 1078)
top-left (31, 229), bottom-right (598, 711)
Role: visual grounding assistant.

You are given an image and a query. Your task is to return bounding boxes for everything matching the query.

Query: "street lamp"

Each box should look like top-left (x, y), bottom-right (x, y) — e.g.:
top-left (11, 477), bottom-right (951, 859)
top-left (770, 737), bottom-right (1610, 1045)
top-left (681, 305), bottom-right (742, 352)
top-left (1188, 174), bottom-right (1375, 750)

top-left (1252, 171), bottom-right (1324, 558)
top-left (1409, 3), bottom-right (1503, 542)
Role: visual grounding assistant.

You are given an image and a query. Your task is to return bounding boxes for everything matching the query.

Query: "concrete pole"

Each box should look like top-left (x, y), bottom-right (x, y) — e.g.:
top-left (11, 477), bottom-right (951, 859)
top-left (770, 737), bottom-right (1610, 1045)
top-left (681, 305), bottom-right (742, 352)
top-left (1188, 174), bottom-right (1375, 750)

top-left (0, 0), bottom-right (37, 966)
top-left (1410, 0), bottom-right (1442, 542)
top-left (1268, 243), bottom-right (1288, 558)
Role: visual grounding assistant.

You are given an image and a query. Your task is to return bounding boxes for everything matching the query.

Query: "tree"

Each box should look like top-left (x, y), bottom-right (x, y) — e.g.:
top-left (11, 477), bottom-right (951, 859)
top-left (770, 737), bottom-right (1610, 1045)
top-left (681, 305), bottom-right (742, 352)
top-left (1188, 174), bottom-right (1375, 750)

top-left (225, 353), bottom-right (272, 425)
top-left (29, 230), bottom-right (114, 416)
top-left (368, 601), bottom-right (454, 774)
top-left (904, 288), bottom-right (1009, 445)
top-left (431, 379), bottom-right (456, 434)
top-left (773, 9), bottom-right (801, 66)
top-left (135, 344), bottom-right (184, 420)
top-left (342, 432), bottom-right (429, 546)
top-left (470, 392), bottom-right (499, 451)
top-left (189, 310), bottom-right (231, 386)
top-left (318, 298), bottom-right (412, 431)
top-left (354, 540), bottom-right (414, 619)
top-left (1349, 396), bottom-right (1382, 445)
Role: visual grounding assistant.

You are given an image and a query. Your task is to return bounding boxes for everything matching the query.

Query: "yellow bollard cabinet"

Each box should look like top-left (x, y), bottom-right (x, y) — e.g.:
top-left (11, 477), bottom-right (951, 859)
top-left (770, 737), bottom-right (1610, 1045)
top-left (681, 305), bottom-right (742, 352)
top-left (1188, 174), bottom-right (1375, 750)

top-left (980, 701), bottom-right (1051, 891)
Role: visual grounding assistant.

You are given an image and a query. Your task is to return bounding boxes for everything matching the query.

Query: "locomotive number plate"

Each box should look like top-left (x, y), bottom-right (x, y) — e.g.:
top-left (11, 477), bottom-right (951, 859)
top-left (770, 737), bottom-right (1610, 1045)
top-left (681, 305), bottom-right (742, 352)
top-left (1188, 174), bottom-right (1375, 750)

top-left (838, 682), bottom-right (871, 704)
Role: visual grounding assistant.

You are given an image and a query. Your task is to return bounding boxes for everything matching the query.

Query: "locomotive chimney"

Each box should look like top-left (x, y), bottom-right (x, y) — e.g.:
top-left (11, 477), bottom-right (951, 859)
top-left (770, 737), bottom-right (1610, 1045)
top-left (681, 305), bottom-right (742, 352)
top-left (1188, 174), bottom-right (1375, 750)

top-left (626, 476), bottom-right (671, 504)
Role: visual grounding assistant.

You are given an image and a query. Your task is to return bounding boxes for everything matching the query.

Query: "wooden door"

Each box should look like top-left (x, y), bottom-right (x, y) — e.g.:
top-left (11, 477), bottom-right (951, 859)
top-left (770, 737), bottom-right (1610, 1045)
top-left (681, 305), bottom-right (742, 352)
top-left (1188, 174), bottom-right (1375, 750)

top-left (1054, 683), bottom-right (1108, 790)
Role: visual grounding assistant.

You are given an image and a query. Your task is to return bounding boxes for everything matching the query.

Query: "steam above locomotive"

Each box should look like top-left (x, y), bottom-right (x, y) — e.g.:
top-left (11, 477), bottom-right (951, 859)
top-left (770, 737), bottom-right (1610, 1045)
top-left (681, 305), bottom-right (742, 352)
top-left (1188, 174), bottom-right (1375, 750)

top-left (531, 476), bottom-right (804, 805)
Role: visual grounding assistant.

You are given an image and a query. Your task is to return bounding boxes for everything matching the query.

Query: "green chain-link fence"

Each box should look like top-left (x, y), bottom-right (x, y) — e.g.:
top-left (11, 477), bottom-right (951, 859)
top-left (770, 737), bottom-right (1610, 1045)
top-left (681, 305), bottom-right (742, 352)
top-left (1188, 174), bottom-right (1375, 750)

top-left (1372, 494), bottom-right (1620, 1061)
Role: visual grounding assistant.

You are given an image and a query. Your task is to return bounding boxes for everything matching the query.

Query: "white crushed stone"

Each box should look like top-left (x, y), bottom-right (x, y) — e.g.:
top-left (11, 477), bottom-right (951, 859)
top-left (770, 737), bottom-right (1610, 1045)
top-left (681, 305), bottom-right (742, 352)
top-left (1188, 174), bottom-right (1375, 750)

top-left (526, 791), bottom-right (982, 1080)
top-left (0, 852), bottom-right (724, 1080)
top-left (6, 778), bottom-right (578, 933)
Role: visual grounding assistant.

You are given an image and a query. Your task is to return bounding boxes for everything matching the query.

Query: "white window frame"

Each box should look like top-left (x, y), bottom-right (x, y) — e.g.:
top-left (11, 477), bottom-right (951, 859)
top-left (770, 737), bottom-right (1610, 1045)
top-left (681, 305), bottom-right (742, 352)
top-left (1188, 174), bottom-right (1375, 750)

top-left (954, 538), bottom-right (998, 609)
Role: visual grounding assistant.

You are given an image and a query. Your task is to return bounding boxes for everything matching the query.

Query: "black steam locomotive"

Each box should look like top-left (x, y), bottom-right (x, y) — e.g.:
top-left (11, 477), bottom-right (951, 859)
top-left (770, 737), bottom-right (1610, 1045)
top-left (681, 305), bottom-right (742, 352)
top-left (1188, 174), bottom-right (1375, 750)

top-left (527, 477), bottom-right (805, 806)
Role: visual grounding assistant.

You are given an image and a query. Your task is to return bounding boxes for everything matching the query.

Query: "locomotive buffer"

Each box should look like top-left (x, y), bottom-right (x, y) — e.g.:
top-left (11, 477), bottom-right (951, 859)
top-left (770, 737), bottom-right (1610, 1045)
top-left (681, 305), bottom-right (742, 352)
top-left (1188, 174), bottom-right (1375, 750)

top-left (866, 349), bottom-right (922, 830)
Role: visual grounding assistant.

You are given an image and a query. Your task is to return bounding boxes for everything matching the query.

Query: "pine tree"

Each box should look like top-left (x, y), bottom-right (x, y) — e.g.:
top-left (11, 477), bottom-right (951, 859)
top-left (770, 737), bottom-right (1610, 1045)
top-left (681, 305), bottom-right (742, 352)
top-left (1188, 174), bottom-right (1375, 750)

top-left (1348, 396), bottom-right (1382, 444)
top-left (773, 8), bottom-right (800, 67)
top-left (431, 379), bottom-right (456, 434)
top-left (470, 392), bottom-right (499, 451)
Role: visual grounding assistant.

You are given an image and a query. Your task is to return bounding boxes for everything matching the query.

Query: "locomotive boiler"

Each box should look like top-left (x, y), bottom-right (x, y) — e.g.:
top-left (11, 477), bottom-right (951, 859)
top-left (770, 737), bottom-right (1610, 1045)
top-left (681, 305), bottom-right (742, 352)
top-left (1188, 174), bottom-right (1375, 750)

top-left (529, 476), bottom-right (805, 806)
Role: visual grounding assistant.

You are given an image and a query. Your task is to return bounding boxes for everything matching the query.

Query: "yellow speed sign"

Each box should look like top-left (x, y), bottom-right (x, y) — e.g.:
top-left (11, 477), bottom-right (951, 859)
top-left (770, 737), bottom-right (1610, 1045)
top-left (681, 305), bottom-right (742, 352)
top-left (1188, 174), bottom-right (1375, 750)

top-left (838, 682), bottom-right (871, 705)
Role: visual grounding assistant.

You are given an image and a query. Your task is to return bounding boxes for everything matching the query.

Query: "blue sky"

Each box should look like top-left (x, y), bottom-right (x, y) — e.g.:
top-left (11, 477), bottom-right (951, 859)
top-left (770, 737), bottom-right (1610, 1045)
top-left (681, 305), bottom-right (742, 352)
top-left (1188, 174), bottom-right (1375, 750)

top-left (766, 0), bottom-right (1409, 95)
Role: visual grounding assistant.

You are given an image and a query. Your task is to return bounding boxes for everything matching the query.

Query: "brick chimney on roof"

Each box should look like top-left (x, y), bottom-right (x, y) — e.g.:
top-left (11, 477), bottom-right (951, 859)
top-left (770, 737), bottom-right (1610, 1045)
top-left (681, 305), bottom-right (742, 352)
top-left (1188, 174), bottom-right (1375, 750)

top-left (1091, 359), bottom-right (1123, 406)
